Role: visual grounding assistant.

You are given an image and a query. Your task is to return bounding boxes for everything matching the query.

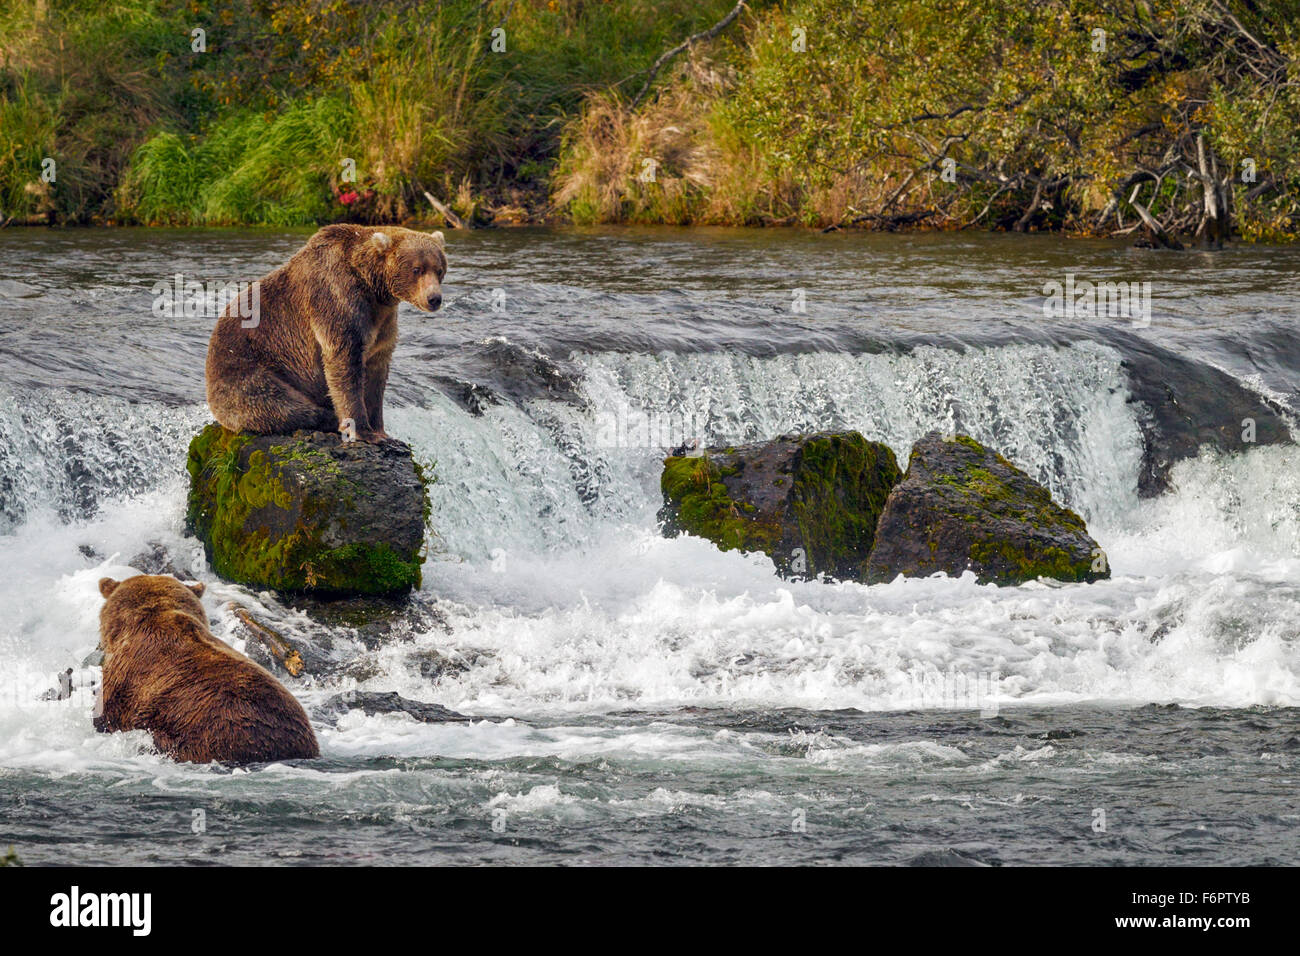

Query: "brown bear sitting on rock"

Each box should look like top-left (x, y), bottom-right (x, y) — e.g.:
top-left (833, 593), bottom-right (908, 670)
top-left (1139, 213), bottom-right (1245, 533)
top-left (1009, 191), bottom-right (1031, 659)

top-left (205, 225), bottom-right (447, 444)
top-left (95, 574), bottom-right (319, 764)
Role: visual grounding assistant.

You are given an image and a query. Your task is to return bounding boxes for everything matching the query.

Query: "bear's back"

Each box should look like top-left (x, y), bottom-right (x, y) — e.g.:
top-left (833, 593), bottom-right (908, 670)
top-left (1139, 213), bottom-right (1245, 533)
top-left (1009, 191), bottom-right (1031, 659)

top-left (145, 618), bottom-right (320, 763)
top-left (100, 591), bottom-right (319, 764)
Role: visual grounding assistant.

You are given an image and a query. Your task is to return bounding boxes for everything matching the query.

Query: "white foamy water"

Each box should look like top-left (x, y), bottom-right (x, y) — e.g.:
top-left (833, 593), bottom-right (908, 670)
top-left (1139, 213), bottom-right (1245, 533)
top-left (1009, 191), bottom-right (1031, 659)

top-left (2, 343), bottom-right (1297, 785)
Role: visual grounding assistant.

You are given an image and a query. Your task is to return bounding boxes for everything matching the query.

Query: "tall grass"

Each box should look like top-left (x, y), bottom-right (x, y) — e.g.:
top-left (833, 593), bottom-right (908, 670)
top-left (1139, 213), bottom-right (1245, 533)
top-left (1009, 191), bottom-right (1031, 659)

top-left (120, 98), bottom-right (350, 226)
top-left (6, 0), bottom-right (1295, 235)
top-left (554, 73), bottom-right (779, 226)
top-left (344, 18), bottom-right (509, 221)
top-left (0, 76), bottom-right (59, 222)
top-left (118, 11), bottom-right (508, 226)
top-left (0, 0), bottom-right (195, 221)
top-left (1, 0), bottom-right (739, 224)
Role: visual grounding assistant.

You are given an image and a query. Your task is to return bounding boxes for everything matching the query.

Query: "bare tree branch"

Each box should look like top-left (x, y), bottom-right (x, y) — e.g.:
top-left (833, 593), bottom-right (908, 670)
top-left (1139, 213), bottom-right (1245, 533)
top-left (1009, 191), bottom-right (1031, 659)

top-left (629, 1), bottom-right (747, 109)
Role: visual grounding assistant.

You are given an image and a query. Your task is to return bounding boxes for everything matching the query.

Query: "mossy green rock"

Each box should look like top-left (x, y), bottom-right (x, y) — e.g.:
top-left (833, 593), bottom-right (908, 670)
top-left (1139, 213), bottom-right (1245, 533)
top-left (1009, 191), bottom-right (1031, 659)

top-left (865, 432), bottom-right (1108, 586)
top-left (659, 431), bottom-right (902, 580)
top-left (186, 424), bottom-right (429, 596)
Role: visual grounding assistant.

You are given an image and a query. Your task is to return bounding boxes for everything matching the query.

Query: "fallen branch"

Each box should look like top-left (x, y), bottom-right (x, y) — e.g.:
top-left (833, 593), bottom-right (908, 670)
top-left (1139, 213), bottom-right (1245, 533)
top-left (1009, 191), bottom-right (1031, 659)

top-left (630, 1), bottom-right (747, 109)
top-left (849, 209), bottom-right (939, 229)
top-left (423, 190), bottom-right (467, 229)
top-left (1243, 175), bottom-right (1278, 202)
top-left (229, 604), bottom-right (304, 677)
top-left (1013, 179), bottom-right (1045, 232)
top-left (1127, 183), bottom-right (1184, 249)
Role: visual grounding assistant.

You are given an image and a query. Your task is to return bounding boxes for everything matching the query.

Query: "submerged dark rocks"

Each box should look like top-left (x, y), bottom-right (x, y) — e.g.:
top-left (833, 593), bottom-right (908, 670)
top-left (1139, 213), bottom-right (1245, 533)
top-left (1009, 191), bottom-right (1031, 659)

top-left (865, 432), bottom-right (1108, 586)
top-left (1118, 344), bottom-right (1292, 496)
top-left (660, 430), bottom-right (1108, 587)
top-left (186, 424), bottom-right (429, 596)
top-left (230, 590), bottom-right (459, 682)
top-left (290, 591), bottom-right (450, 649)
top-left (312, 690), bottom-right (473, 725)
top-left (659, 431), bottom-right (902, 580)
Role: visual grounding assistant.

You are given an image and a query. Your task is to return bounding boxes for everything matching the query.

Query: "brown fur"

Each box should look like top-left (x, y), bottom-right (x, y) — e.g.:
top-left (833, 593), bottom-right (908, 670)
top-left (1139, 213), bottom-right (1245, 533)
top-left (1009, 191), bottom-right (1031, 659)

top-left (95, 575), bottom-right (319, 764)
top-left (205, 225), bottom-right (447, 442)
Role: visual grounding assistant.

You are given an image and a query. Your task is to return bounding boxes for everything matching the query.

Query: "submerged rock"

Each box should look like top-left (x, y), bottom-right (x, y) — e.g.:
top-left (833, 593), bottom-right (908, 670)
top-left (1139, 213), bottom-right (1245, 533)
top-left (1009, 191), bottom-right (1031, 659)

top-left (290, 590), bottom-right (450, 649)
top-left (904, 848), bottom-right (992, 867)
top-left (865, 432), bottom-right (1108, 586)
top-left (186, 424), bottom-right (429, 596)
top-left (227, 591), bottom-right (460, 682)
top-left (1118, 344), bottom-right (1292, 496)
top-left (659, 431), bottom-right (902, 580)
top-left (312, 690), bottom-right (473, 725)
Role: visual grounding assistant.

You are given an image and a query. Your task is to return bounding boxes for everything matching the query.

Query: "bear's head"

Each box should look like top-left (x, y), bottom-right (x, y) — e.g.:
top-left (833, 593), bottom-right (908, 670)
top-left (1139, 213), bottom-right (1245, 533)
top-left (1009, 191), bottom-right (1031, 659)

top-left (98, 575), bottom-right (207, 651)
top-left (366, 228), bottom-right (447, 313)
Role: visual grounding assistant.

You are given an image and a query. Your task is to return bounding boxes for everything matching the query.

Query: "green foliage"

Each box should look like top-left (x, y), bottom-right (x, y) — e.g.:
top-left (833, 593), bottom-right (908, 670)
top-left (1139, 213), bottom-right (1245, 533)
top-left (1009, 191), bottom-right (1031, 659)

top-left (4, 0), bottom-right (1298, 234)
top-left (0, 0), bottom-right (738, 224)
top-left (120, 98), bottom-right (350, 225)
top-left (556, 0), bottom-right (1300, 237)
top-left (0, 75), bottom-right (58, 222)
top-left (0, 0), bottom-right (201, 222)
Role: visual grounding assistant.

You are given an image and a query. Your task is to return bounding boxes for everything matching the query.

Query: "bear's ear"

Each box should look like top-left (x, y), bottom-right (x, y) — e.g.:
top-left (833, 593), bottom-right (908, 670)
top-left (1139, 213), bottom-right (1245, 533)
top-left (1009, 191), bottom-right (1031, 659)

top-left (98, 578), bottom-right (120, 599)
top-left (429, 230), bottom-right (445, 250)
top-left (370, 231), bottom-right (392, 253)
top-left (186, 581), bottom-right (206, 598)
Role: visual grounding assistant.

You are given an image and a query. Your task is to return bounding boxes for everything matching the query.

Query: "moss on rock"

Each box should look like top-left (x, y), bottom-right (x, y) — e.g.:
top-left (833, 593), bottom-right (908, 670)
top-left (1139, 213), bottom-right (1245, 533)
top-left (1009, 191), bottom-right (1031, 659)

top-left (186, 424), bottom-right (429, 596)
top-left (660, 431), bottom-right (902, 580)
top-left (660, 454), bottom-right (782, 554)
top-left (865, 432), bottom-right (1107, 586)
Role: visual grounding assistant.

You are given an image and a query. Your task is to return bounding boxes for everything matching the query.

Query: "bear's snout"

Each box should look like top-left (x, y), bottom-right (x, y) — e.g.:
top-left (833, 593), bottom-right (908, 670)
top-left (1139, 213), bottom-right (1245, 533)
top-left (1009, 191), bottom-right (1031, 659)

top-left (407, 272), bottom-right (442, 313)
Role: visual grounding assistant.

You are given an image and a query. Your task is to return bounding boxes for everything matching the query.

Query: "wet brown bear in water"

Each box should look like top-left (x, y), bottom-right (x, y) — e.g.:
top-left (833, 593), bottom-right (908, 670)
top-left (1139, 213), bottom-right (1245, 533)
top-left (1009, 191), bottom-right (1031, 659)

top-left (95, 575), bottom-right (319, 764)
top-left (205, 225), bottom-right (446, 443)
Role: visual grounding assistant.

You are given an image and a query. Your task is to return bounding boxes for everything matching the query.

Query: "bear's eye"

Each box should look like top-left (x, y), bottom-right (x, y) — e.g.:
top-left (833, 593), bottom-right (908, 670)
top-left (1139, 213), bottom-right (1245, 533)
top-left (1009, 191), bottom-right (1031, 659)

top-left (412, 265), bottom-right (423, 276)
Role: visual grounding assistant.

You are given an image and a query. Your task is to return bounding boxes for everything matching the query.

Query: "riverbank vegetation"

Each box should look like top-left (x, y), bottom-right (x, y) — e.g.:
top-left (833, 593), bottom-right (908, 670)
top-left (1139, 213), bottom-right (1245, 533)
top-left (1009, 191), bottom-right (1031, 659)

top-left (2, 0), bottom-right (1297, 241)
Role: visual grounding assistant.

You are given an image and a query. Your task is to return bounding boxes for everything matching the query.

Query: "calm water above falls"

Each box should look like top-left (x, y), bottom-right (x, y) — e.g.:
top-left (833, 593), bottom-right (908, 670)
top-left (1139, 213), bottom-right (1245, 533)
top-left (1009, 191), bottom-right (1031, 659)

top-left (1, 227), bottom-right (1298, 865)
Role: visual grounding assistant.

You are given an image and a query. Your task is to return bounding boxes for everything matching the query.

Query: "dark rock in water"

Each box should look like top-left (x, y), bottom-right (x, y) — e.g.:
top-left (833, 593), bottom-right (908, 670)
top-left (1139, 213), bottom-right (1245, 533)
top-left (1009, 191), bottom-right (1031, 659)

top-left (419, 339), bottom-right (586, 415)
top-left (185, 424), bottom-right (429, 596)
top-left (405, 647), bottom-right (471, 682)
top-left (340, 645), bottom-right (475, 684)
top-left (230, 591), bottom-right (458, 681)
top-left (128, 541), bottom-right (204, 579)
top-left (905, 848), bottom-right (992, 867)
top-left (866, 433), bottom-right (1108, 586)
top-left (1118, 344), bottom-right (1291, 496)
top-left (291, 591), bottom-right (450, 650)
top-left (659, 431), bottom-right (902, 581)
top-left (313, 690), bottom-right (473, 725)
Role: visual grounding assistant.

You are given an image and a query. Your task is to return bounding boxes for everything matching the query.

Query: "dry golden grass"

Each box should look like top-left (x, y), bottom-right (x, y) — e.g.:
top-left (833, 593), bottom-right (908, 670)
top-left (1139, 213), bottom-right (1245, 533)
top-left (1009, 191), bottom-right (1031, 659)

top-left (554, 67), bottom-right (735, 225)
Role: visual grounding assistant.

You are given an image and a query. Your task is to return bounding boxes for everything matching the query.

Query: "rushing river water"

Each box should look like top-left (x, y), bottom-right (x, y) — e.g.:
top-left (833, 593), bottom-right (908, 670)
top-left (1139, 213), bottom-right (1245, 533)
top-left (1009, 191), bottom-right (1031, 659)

top-left (1, 227), bottom-right (1298, 865)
